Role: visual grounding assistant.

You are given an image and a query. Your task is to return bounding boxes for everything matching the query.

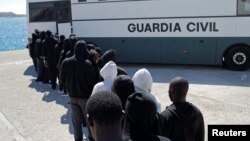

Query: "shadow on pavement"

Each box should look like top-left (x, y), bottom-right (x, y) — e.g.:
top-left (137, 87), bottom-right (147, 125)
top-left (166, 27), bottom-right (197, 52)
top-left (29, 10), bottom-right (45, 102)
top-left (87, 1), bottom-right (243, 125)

top-left (27, 71), bottom-right (74, 135)
top-left (25, 63), bottom-right (250, 139)
top-left (23, 65), bottom-right (37, 77)
top-left (121, 64), bottom-right (250, 87)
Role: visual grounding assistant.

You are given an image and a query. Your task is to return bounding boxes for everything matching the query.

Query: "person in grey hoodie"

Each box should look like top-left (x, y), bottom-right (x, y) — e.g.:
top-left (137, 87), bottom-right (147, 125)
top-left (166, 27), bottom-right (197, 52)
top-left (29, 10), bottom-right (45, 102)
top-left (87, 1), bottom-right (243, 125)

top-left (132, 68), bottom-right (162, 112)
top-left (91, 61), bottom-right (117, 95)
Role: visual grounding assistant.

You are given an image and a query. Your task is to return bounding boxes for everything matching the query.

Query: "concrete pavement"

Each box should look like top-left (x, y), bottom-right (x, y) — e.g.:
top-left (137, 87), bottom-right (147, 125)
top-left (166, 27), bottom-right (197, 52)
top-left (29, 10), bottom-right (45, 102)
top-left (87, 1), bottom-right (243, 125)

top-left (0, 50), bottom-right (250, 141)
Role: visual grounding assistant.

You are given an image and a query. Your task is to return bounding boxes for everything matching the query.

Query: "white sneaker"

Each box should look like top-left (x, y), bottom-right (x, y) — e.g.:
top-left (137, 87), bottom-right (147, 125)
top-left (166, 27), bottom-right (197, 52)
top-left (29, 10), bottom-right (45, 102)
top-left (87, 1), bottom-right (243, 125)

top-left (83, 134), bottom-right (87, 140)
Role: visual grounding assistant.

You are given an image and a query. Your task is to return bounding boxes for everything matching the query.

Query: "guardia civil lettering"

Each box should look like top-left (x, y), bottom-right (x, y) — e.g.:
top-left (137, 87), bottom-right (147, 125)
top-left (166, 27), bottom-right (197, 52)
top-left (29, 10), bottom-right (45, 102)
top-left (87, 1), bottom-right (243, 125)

top-left (128, 22), bottom-right (219, 33)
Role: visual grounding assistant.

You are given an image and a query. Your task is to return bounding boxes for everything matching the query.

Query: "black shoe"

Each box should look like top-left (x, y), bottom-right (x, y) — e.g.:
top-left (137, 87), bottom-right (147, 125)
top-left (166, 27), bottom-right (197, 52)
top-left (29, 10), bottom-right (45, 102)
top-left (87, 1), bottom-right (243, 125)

top-left (82, 122), bottom-right (86, 127)
top-left (35, 79), bottom-right (41, 82)
top-left (42, 81), bottom-right (49, 84)
top-left (52, 85), bottom-right (56, 90)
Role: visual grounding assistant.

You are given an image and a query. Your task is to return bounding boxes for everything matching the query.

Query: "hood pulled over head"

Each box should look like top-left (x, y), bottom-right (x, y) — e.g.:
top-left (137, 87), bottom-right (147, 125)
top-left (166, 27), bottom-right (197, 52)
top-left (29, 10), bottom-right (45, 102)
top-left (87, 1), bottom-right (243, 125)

top-left (102, 49), bottom-right (116, 64)
top-left (74, 40), bottom-right (89, 61)
top-left (112, 75), bottom-right (135, 109)
top-left (100, 61), bottom-right (117, 80)
top-left (132, 68), bottom-right (153, 93)
top-left (125, 93), bottom-right (157, 133)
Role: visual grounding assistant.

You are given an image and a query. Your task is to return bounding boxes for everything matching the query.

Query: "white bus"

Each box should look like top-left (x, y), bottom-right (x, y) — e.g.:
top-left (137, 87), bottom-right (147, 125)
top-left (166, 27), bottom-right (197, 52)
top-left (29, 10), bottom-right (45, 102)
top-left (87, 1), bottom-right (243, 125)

top-left (27, 0), bottom-right (250, 71)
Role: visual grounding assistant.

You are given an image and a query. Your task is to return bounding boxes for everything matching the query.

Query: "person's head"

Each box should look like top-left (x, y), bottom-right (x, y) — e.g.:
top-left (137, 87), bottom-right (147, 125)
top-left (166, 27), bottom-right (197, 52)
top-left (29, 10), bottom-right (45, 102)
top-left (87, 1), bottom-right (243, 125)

top-left (87, 91), bottom-right (123, 140)
top-left (101, 49), bottom-right (117, 65)
top-left (125, 93), bottom-right (157, 131)
top-left (74, 40), bottom-right (89, 60)
top-left (35, 29), bottom-right (39, 35)
top-left (89, 49), bottom-right (100, 64)
top-left (59, 35), bottom-right (65, 42)
top-left (112, 75), bottom-right (135, 110)
top-left (87, 44), bottom-right (96, 51)
top-left (132, 68), bottom-right (153, 93)
top-left (39, 31), bottom-right (46, 40)
top-left (69, 34), bottom-right (77, 47)
top-left (69, 33), bottom-right (77, 40)
top-left (95, 47), bottom-right (102, 56)
top-left (45, 30), bottom-right (52, 38)
top-left (168, 77), bottom-right (189, 103)
top-left (100, 61), bottom-right (117, 80)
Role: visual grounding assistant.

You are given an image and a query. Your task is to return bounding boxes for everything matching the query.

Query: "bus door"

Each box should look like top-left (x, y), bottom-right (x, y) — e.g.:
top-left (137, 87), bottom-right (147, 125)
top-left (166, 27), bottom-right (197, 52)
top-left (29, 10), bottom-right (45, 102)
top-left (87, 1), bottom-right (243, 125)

top-left (55, 1), bottom-right (72, 37)
top-left (57, 22), bottom-right (72, 38)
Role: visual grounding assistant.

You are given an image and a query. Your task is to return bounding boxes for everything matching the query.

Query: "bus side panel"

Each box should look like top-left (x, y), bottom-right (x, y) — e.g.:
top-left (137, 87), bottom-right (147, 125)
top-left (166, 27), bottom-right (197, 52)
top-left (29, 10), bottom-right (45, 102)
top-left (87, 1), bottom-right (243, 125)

top-left (160, 37), bottom-right (216, 65)
top-left (84, 37), bottom-right (162, 63)
top-left (216, 37), bottom-right (250, 65)
top-left (83, 37), bottom-right (217, 65)
top-left (71, 0), bottom-right (236, 20)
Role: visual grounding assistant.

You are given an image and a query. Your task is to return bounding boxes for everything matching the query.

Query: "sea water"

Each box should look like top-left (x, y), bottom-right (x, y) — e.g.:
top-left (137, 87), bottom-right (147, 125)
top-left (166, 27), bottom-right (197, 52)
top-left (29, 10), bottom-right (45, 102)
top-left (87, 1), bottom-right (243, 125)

top-left (0, 17), bottom-right (27, 52)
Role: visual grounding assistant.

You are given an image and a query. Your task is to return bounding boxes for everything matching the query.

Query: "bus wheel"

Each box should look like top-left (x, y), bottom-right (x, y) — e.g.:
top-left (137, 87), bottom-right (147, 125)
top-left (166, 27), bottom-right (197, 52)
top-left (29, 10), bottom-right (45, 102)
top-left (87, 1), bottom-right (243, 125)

top-left (225, 45), bottom-right (250, 71)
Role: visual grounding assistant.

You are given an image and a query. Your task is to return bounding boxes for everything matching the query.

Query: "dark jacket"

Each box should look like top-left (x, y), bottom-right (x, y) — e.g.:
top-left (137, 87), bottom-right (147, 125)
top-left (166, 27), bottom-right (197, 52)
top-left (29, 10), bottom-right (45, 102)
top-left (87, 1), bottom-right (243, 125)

top-left (60, 41), bottom-right (96, 99)
top-left (29, 33), bottom-right (40, 58)
top-left (54, 41), bottom-right (64, 65)
top-left (98, 49), bottom-right (128, 76)
top-left (123, 93), bottom-right (171, 141)
top-left (35, 39), bottom-right (44, 59)
top-left (111, 75), bottom-right (135, 110)
top-left (89, 49), bottom-right (101, 83)
top-left (58, 38), bottom-right (77, 68)
top-left (64, 38), bottom-right (77, 58)
top-left (42, 37), bottom-right (57, 63)
top-left (35, 33), bottom-right (46, 59)
top-left (160, 102), bottom-right (205, 141)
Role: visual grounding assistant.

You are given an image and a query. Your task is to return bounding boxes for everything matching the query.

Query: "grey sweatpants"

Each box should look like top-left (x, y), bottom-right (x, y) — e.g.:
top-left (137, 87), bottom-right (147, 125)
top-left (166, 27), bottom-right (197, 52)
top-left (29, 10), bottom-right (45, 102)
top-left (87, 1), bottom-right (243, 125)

top-left (70, 97), bottom-right (92, 141)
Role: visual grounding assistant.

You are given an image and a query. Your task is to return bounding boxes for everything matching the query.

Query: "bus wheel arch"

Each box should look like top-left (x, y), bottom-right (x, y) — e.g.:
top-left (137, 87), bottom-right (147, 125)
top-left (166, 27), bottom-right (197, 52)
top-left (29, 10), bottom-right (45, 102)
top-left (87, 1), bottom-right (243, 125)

top-left (223, 44), bottom-right (250, 71)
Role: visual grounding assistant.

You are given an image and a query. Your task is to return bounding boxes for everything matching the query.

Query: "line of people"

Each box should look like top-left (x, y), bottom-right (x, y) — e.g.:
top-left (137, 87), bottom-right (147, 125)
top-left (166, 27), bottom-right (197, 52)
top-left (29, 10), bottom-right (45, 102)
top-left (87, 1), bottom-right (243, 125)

top-left (28, 29), bottom-right (122, 94)
top-left (28, 30), bottom-right (205, 141)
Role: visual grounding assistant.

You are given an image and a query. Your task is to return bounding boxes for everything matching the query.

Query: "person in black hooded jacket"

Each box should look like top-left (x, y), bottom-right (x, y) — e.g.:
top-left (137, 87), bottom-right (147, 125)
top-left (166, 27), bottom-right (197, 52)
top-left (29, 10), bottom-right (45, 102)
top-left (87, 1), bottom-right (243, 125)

top-left (35, 31), bottom-right (48, 82)
top-left (98, 49), bottom-right (128, 76)
top-left (160, 77), bottom-right (204, 141)
top-left (54, 35), bottom-right (65, 67)
top-left (54, 35), bottom-right (66, 92)
top-left (58, 34), bottom-right (77, 70)
top-left (42, 30), bottom-right (58, 89)
top-left (123, 93), bottom-right (171, 141)
top-left (60, 40), bottom-right (96, 141)
top-left (29, 29), bottom-right (40, 72)
top-left (111, 75), bottom-right (135, 110)
top-left (89, 49), bottom-right (101, 83)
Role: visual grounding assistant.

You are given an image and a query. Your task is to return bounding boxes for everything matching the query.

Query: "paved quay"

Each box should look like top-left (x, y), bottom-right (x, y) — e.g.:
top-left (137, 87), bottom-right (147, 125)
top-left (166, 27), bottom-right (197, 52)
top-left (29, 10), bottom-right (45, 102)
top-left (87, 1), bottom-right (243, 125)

top-left (0, 50), bottom-right (250, 141)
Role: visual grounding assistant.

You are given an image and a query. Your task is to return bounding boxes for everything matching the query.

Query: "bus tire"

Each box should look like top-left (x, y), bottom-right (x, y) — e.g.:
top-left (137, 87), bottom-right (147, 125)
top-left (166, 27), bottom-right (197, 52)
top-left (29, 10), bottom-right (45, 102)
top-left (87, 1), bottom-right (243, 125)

top-left (225, 45), bottom-right (250, 71)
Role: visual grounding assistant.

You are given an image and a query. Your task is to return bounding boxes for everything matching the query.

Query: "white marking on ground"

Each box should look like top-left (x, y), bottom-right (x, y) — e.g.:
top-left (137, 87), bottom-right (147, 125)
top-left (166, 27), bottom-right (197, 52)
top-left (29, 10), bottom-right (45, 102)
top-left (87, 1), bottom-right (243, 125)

top-left (0, 60), bottom-right (31, 66)
top-left (0, 112), bottom-right (26, 141)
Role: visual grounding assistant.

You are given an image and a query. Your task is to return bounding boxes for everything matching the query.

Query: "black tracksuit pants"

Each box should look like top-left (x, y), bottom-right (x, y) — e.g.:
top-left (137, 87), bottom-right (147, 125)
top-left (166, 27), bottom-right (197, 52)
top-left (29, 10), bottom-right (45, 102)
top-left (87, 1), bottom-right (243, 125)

top-left (47, 61), bottom-right (57, 87)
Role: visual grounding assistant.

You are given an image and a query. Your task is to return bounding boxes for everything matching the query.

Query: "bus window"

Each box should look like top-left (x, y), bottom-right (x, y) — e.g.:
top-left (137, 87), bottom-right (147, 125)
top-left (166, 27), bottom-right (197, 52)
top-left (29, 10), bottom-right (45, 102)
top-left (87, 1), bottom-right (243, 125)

top-left (56, 2), bottom-right (72, 22)
top-left (238, 0), bottom-right (250, 15)
top-left (29, 2), bottom-right (56, 22)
